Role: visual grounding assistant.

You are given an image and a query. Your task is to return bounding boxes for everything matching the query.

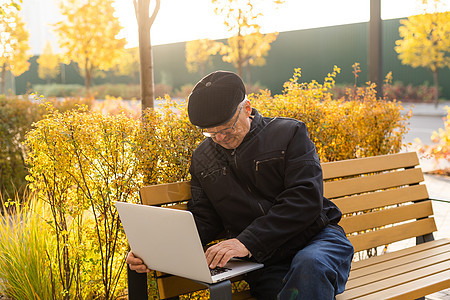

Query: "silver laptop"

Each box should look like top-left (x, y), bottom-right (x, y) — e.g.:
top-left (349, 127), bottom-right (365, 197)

top-left (115, 201), bottom-right (263, 284)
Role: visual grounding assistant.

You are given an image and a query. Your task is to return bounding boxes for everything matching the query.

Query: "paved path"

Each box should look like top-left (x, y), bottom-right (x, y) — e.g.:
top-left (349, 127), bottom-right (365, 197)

top-left (400, 102), bottom-right (450, 300)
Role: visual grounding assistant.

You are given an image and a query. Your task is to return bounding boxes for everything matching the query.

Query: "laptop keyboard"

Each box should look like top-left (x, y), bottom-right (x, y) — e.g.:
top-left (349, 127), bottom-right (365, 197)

top-left (210, 267), bottom-right (231, 276)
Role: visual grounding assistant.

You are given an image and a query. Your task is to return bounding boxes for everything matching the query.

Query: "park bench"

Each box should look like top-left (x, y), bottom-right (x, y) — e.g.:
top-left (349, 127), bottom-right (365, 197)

top-left (127, 151), bottom-right (450, 299)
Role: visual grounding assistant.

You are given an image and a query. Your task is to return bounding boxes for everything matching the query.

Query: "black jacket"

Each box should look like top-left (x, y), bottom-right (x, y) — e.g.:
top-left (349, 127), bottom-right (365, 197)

top-left (188, 109), bottom-right (342, 263)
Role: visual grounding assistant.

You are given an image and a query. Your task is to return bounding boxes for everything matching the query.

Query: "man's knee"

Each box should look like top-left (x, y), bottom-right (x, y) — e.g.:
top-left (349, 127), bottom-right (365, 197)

top-left (289, 252), bottom-right (336, 283)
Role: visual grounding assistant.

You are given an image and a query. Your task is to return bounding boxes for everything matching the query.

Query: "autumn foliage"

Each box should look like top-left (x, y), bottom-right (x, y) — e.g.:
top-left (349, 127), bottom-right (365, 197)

top-left (416, 106), bottom-right (450, 174)
top-left (0, 67), bottom-right (411, 299)
top-left (395, 10), bottom-right (450, 105)
top-left (251, 66), bottom-right (410, 162)
top-left (0, 4), bottom-right (31, 93)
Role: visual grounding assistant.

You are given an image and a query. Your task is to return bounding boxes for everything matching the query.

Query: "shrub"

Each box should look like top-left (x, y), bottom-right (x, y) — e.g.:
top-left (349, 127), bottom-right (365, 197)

top-left (33, 84), bottom-right (85, 97)
top-left (331, 81), bottom-right (440, 103)
top-left (383, 81), bottom-right (440, 103)
top-left (26, 104), bottom-right (138, 299)
top-left (0, 95), bottom-right (44, 200)
top-left (416, 106), bottom-right (450, 174)
top-left (251, 66), bottom-right (410, 162)
top-left (91, 84), bottom-right (141, 100)
top-left (245, 82), bottom-right (267, 95)
top-left (0, 95), bottom-right (93, 203)
top-left (18, 66), bottom-right (410, 299)
top-left (174, 84), bottom-right (195, 99)
top-left (92, 96), bottom-right (140, 119)
top-left (154, 83), bottom-right (173, 99)
top-left (136, 96), bottom-right (203, 184)
top-left (32, 83), bottom-right (176, 100)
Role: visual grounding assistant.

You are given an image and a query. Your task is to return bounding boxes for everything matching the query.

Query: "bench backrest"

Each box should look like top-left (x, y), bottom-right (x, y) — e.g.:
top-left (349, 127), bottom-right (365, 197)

top-left (138, 152), bottom-right (436, 298)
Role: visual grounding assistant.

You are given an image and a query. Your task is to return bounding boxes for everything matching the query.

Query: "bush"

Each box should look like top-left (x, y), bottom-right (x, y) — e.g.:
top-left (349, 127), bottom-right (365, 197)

top-left (26, 104), bottom-right (141, 299)
top-left (33, 84), bottom-right (85, 97)
top-left (416, 106), bottom-right (450, 174)
top-left (174, 84), bottom-right (195, 99)
top-left (14, 66), bottom-right (410, 299)
top-left (92, 96), bottom-right (140, 119)
top-left (331, 81), bottom-right (440, 103)
top-left (32, 83), bottom-right (180, 100)
top-left (0, 95), bottom-right (44, 200)
top-left (0, 95), bottom-right (93, 202)
top-left (245, 82), bottom-right (267, 95)
top-left (251, 66), bottom-right (410, 162)
top-left (383, 81), bottom-right (440, 103)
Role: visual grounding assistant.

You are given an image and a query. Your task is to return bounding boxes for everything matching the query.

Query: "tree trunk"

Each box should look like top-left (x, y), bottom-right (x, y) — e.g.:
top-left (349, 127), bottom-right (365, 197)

top-left (134, 0), bottom-right (160, 112)
top-left (432, 69), bottom-right (439, 108)
top-left (85, 58), bottom-right (91, 95)
top-left (1, 63), bottom-right (5, 94)
top-left (245, 64), bottom-right (251, 85)
top-left (237, 10), bottom-right (243, 78)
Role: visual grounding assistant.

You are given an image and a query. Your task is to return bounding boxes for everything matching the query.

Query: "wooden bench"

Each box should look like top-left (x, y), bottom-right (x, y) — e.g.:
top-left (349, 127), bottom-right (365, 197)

top-left (127, 152), bottom-right (450, 299)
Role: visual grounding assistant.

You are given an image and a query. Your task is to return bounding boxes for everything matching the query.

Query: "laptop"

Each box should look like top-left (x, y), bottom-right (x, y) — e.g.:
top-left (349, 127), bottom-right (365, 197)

top-left (115, 201), bottom-right (263, 284)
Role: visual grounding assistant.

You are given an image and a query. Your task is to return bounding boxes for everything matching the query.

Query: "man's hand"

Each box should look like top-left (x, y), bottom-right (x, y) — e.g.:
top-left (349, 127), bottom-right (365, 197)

top-left (205, 238), bottom-right (250, 269)
top-left (126, 251), bottom-right (150, 273)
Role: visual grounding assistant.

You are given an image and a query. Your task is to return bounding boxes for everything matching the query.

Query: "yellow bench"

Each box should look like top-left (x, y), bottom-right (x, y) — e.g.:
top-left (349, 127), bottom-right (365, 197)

top-left (126, 152), bottom-right (450, 299)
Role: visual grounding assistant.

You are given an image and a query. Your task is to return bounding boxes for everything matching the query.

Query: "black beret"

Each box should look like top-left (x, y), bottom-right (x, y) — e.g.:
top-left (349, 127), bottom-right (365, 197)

top-left (188, 70), bottom-right (246, 128)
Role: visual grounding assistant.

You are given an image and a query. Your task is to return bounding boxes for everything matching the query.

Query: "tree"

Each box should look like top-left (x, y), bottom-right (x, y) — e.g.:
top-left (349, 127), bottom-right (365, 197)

top-left (0, 0), bottom-right (21, 15)
top-left (133, 0), bottom-right (160, 111)
top-left (114, 47), bottom-right (140, 83)
top-left (0, 5), bottom-right (31, 94)
top-left (54, 0), bottom-right (126, 93)
top-left (212, 0), bottom-right (281, 80)
top-left (185, 39), bottom-right (221, 75)
top-left (37, 41), bottom-right (60, 83)
top-left (221, 31), bottom-right (278, 83)
top-left (395, 9), bottom-right (450, 106)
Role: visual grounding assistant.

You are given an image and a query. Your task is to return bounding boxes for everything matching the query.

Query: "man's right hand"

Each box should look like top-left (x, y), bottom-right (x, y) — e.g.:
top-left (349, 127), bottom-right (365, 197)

top-left (126, 251), bottom-right (150, 273)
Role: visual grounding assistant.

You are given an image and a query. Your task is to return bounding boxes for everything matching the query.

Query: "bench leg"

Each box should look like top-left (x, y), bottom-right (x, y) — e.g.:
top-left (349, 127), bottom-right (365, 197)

top-left (209, 280), bottom-right (232, 300)
top-left (127, 264), bottom-right (148, 300)
top-left (416, 233), bottom-right (434, 245)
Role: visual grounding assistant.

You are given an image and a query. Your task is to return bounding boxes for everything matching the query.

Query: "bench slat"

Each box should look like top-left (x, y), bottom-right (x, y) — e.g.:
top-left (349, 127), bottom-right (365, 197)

top-left (349, 243), bottom-right (450, 279)
top-left (339, 260), bottom-right (450, 299)
top-left (359, 271), bottom-right (450, 300)
top-left (324, 168), bottom-right (424, 199)
top-left (346, 252), bottom-right (450, 289)
top-left (333, 184), bottom-right (429, 214)
top-left (350, 239), bottom-right (450, 271)
top-left (348, 217), bottom-right (437, 253)
top-left (339, 200), bottom-right (434, 234)
top-left (322, 152), bottom-right (419, 180)
top-left (140, 181), bottom-right (191, 206)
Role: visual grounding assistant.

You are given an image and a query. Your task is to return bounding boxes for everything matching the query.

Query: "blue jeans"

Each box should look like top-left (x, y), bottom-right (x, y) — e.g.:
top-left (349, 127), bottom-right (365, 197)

top-left (244, 225), bottom-right (354, 300)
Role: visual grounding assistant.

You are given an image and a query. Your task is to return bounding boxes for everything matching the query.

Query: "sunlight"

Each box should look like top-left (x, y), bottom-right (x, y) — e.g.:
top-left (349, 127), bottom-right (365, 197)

top-left (113, 0), bottom-right (444, 48)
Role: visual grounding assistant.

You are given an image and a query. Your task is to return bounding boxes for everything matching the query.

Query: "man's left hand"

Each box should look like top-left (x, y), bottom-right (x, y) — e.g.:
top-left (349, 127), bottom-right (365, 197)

top-left (205, 238), bottom-right (250, 269)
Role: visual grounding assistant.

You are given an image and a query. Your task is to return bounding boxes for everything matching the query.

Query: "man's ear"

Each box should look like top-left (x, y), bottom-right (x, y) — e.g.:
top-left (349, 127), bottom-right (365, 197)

top-left (244, 100), bottom-right (252, 116)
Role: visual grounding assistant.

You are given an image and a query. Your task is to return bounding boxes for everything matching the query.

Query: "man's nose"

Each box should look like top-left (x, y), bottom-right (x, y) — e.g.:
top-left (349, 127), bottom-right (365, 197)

top-left (214, 132), bottom-right (227, 142)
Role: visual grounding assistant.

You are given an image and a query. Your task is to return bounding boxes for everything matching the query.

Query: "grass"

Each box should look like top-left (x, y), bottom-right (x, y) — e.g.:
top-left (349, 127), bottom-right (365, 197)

top-left (0, 193), bottom-right (56, 300)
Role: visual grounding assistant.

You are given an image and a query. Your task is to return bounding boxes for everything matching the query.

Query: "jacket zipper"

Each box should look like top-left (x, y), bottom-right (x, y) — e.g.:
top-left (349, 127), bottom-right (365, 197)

top-left (232, 150), bottom-right (266, 215)
top-left (255, 155), bottom-right (284, 172)
top-left (232, 150), bottom-right (252, 193)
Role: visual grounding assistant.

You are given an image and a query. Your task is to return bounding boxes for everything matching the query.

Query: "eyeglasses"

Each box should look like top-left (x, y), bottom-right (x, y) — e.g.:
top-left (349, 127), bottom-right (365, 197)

top-left (202, 103), bottom-right (244, 138)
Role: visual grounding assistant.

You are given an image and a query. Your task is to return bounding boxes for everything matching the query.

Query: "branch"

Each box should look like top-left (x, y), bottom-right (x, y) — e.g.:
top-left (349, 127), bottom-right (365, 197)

top-left (149, 0), bottom-right (160, 26)
top-left (132, 0), bottom-right (138, 23)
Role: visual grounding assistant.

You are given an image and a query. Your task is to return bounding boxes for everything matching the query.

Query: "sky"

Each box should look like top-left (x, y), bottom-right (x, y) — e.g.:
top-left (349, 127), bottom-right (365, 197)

top-left (111, 0), bottom-right (448, 49)
top-left (20, 0), bottom-right (449, 54)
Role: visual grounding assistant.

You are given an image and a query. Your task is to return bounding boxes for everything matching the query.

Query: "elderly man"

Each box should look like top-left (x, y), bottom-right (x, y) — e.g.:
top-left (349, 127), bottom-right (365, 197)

top-left (127, 70), bottom-right (354, 300)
